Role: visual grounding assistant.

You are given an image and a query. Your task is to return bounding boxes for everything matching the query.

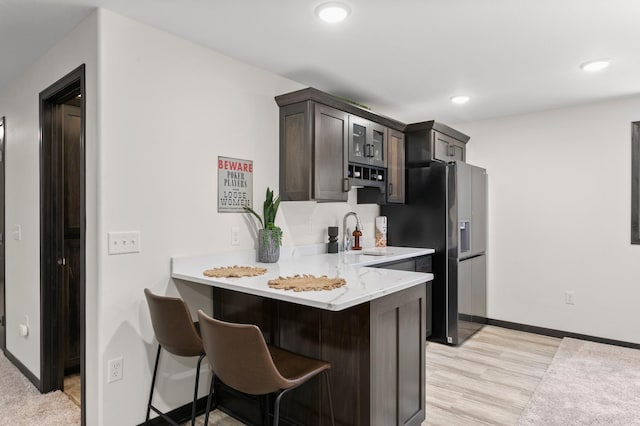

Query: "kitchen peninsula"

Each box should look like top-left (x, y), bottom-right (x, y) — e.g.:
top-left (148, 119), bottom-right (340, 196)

top-left (172, 246), bottom-right (434, 426)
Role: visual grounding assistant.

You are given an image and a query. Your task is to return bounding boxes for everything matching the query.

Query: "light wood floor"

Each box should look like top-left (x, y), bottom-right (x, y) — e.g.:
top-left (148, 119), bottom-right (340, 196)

top-left (64, 373), bottom-right (82, 407)
top-left (424, 325), bottom-right (560, 426)
top-left (193, 325), bottom-right (561, 425)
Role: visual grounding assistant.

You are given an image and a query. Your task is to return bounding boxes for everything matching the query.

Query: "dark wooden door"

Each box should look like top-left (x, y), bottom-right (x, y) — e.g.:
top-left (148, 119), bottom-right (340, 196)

top-left (433, 130), bottom-right (465, 163)
top-left (60, 104), bottom-right (81, 371)
top-left (386, 128), bottom-right (405, 204)
top-left (0, 117), bottom-right (5, 351)
top-left (279, 101), bottom-right (312, 201)
top-left (39, 66), bottom-right (85, 426)
top-left (314, 104), bottom-right (348, 201)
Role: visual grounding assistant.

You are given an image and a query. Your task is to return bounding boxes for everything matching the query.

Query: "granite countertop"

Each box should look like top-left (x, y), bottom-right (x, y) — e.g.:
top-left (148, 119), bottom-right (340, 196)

top-left (171, 246), bottom-right (434, 311)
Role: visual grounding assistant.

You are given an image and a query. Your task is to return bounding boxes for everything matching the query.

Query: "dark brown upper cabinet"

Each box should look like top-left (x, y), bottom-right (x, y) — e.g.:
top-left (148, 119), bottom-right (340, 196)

top-left (276, 88), bottom-right (406, 203)
top-left (386, 128), bottom-right (405, 204)
top-left (278, 101), bottom-right (349, 201)
top-left (405, 121), bottom-right (470, 165)
top-left (433, 131), bottom-right (465, 162)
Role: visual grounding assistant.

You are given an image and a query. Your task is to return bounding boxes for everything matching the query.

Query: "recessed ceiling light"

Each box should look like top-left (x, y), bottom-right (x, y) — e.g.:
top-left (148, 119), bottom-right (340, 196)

top-left (316, 2), bottom-right (350, 23)
top-left (450, 95), bottom-right (470, 105)
top-left (580, 59), bottom-right (611, 72)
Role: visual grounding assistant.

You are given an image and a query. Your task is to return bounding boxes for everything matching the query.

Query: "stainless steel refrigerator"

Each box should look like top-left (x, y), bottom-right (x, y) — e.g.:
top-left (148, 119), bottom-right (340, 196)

top-left (382, 161), bottom-right (487, 345)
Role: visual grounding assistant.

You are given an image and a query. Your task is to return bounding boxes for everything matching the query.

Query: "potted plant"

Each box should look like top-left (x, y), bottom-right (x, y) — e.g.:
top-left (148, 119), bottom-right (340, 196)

top-left (244, 187), bottom-right (282, 263)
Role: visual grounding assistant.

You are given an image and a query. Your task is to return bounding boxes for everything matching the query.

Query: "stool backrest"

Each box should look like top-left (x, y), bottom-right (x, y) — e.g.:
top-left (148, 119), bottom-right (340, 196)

top-left (144, 288), bottom-right (203, 357)
top-left (197, 310), bottom-right (288, 395)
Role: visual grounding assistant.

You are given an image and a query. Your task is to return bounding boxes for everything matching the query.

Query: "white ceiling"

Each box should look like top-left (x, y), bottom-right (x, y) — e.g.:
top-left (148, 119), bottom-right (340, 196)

top-left (2, 0), bottom-right (640, 123)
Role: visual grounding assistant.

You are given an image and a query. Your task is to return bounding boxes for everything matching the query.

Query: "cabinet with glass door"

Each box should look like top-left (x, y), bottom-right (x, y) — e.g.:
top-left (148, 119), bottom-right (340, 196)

top-left (349, 115), bottom-right (386, 168)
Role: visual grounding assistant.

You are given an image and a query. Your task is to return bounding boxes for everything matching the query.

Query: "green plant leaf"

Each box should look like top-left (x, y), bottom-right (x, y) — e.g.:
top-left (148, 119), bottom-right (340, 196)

top-left (243, 206), bottom-right (264, 228)
top-left (243, 187), bottom-right (281, 235)
top-left (263, 187), bottom-right (273, 225)
top-left (272, 195), bottom-right (280, 224)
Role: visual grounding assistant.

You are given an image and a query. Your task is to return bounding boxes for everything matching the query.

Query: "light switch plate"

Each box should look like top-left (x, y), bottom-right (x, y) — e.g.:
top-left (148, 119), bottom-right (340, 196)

top-left (108, 231), bottom-right (141, 255)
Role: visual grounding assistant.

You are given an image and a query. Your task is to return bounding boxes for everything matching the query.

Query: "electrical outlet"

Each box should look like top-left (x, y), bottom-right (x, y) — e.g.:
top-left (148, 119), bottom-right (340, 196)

top-left (108, 231), bottom-right (141, 255)
top-left (231, 227), bottom-right (240, 246)
top-left (108, 357), bottom-right (124, 383)
top-left (565, 290), bottom-right (576, 305)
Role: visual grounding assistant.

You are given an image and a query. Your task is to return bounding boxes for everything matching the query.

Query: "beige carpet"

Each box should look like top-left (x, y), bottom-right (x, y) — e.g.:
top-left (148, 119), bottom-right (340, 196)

top-left (517, 337), bottom-right (640, 425)
top-left (0, 350), bottom-right (80, 426)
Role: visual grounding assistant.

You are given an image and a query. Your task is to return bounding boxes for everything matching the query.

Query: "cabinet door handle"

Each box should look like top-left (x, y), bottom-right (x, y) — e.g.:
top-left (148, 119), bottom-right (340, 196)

top-left (448, 145), bottom-right (456, 157)
top-left (343, 178), bottom-right (349, 192)
top-left (389, 183), bottom-right (393, 195)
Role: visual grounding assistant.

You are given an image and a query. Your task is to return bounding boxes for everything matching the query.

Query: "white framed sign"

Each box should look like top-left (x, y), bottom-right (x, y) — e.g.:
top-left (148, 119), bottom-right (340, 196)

top-left (218, 156), bottom-right (253, 212)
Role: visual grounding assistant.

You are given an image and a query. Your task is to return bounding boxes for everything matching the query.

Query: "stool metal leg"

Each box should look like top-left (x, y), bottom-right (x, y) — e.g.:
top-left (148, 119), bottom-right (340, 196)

top-left (273, 390), bottom-right (284, 426)
top-left (191, 353), bottom-right (206, 426)
top-left (146, 345), bottom-right (162, 423)
top-left (272, 374), bottom-right (332, 426)
top-left (273, 386), bottom-right (296, 426)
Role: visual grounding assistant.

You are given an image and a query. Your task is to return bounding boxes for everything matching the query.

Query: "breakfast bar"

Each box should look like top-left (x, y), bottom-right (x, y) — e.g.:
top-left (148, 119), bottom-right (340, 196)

top-left (172, 246), bottom-right (434, 426)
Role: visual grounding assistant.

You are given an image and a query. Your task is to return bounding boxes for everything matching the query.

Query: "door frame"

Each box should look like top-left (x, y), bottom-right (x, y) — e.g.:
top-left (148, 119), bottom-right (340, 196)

top-left (39, 64), bottom-right (86, 425)
top-left (0, 116), bottom-right (5, 352)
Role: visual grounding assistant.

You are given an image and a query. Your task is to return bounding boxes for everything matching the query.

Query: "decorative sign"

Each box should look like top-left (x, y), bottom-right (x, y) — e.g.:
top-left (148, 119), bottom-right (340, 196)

top-left (218, 156), bottom-right (253, 212)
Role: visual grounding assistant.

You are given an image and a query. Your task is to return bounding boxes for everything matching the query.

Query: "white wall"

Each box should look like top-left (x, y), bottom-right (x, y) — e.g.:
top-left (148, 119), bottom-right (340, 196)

top-left (97, 10), bottom-right (378, 425)
top-left (5, 7), bottom-right (638, 423)
top-left (16, 5), bottom-right (640, 425)
top-left (0, 8), bottom-right (381, 425)
top-left (457, 95), bottom-right (640, 344)
top-left (0, 12), bottom-right (99, 421)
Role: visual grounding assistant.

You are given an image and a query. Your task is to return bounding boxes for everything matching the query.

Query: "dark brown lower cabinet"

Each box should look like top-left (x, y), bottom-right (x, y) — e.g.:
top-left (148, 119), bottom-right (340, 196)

top-left (371, 286), bottom-right (426, 426)
top-left (213, 282), bottom-right (428, 426)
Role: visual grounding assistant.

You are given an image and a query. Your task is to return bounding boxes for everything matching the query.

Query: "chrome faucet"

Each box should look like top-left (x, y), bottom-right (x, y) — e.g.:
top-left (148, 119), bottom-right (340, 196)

top-left (342, 211), bottom-right (362, 251)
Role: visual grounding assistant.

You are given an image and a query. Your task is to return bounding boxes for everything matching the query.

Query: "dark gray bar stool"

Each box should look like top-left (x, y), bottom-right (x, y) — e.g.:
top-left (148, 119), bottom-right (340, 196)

top-left (197, 309), bottom-right (335, 426)
top-left (144, 288), bottom-right (205, 426)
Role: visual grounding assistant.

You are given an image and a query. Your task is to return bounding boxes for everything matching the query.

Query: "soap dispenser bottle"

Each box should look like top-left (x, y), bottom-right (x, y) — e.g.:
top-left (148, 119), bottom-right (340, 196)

top-left (352, 226), bottom-right (362, 251)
